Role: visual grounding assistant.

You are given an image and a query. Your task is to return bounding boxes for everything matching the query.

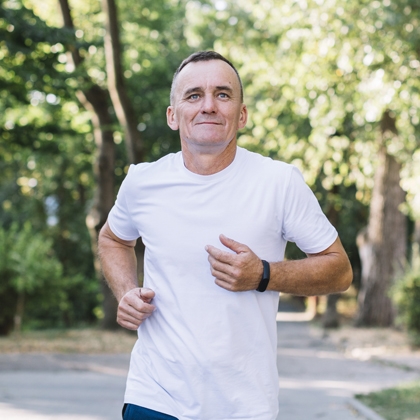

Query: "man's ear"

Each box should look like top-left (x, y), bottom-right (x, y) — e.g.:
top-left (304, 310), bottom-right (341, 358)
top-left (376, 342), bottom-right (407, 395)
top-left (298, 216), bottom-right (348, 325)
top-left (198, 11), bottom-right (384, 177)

top-left (237, 104), bottom-right (248, 130)
top-left (166, 106), bottom-right (179, 131)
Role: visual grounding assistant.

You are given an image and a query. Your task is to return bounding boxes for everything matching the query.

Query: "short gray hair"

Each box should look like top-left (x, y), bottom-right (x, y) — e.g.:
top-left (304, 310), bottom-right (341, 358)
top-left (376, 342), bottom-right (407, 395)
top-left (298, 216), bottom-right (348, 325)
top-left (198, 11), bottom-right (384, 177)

top-left (170, 51), bottom-right (244, 104)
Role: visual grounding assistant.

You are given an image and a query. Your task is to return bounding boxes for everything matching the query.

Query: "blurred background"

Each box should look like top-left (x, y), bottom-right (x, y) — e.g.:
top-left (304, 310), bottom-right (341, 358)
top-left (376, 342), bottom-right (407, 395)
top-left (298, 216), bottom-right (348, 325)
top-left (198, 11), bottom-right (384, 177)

top-left (1, 0), bottom-right (420, 341)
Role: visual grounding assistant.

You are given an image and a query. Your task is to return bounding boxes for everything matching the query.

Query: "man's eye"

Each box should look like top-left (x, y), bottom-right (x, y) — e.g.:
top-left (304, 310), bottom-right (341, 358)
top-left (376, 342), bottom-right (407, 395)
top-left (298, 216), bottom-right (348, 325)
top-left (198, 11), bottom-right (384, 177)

top-left (218, 93), bottom-right (229, 98)
top-left (188, 94), bottom-right (200, 100)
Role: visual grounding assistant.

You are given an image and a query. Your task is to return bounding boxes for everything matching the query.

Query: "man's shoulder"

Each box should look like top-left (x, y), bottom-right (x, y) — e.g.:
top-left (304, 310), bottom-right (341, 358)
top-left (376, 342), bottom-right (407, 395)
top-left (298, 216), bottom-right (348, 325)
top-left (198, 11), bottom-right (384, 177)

top-left (239, 147), bottom-right (294, 174)
top-left (127, 151), bottom-right (181, 176)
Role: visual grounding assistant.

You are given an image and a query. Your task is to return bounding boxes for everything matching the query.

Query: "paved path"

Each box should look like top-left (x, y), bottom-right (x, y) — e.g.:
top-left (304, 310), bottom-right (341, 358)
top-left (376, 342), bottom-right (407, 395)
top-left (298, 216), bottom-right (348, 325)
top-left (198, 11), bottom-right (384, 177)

top-left (0, 354), bottom-right (129, 420)
top-left (0, 320), bottom-right (419, 420)
top-left (276, 320), bottom-right (419, 420)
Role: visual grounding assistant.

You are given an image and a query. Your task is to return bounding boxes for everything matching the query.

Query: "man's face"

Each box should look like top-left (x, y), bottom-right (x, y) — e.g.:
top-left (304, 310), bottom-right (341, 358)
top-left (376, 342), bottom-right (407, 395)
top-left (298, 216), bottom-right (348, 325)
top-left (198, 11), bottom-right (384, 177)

top-left (167, 60), bottom-right (247, 152)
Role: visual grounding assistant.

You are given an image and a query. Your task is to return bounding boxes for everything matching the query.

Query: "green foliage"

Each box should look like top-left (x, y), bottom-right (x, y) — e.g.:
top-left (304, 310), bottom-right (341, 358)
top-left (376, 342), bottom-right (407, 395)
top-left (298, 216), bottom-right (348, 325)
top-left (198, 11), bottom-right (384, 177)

top-left (394, 270), bottom-right (420, 332)
top-left (0, 0), bottom-right (100, 332)
top-left (0, 1), bottom-right (73, 109)
top-left (0, 222), bottom-right (61, 334)
top-left (2, 0), bottom-right (420, 330)
top-left (187, 0), bottom-right (420, 211)
top-left (8, 222), bottom-right (63, 293)
top-left (392, 256), bottom-right (420, 343)
top-left (0, 222), bottom-right (98, 334)
top-left (114, 0), bottom-right (193, 161)
top-left (185, 0), bottom-right (420, 292)
top-left (0, 0), bottom-right (191, 331)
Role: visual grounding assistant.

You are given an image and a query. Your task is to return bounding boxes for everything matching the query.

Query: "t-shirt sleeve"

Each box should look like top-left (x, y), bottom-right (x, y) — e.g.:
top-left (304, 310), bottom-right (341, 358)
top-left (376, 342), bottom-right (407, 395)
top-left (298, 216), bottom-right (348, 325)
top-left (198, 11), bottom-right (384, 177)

top-left (107, 165), bottom-right (140, 241)
top-left (281, 166), bottom-right (337, 254)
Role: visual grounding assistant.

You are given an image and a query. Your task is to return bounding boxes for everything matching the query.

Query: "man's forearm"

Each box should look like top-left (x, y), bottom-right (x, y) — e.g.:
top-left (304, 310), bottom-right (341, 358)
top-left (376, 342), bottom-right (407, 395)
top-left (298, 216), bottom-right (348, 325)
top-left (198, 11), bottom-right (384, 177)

top-left (206, 235), bottom-right (353, 295)
top-left (266, 251), bottom-right (353, 296)
top-left (98, 221), bottom-right (138, 302)
top-left (98, 221), bottom-right (156, 330)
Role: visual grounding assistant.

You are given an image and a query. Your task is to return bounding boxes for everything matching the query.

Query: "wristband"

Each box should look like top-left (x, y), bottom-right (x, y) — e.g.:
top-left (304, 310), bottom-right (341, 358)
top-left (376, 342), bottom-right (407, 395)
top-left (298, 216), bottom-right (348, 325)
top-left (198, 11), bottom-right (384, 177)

top-left (256, 260), bottom-right (270, 292)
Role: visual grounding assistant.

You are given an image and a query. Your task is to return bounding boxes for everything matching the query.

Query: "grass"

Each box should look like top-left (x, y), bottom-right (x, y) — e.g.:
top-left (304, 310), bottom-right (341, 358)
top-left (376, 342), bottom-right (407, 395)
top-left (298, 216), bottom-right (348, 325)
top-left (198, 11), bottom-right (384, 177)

top-left (356, 381), bottom-right (420, 420)
top-left (0, 328), bottom-right (137, 353)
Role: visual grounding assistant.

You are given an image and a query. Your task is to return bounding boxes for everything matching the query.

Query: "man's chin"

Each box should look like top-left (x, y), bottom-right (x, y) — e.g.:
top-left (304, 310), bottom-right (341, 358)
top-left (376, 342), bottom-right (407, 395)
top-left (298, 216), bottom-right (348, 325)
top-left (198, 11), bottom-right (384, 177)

top-left (192, 137), bottom-right (234, 147)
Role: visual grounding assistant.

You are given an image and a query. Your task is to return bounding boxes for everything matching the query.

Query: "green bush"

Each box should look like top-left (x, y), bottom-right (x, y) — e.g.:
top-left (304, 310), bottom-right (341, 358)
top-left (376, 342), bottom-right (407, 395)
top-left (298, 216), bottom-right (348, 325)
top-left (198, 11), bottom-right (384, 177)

top-left (392, 264), bottom-right (420, 344)
top-left (0, 223), bottom-right (96, 335)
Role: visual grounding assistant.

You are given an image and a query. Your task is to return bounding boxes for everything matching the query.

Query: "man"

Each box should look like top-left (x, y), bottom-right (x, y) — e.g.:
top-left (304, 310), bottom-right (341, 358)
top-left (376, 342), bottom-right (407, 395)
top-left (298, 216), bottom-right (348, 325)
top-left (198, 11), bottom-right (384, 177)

top-left (98, 51), bottom-right (353, 420)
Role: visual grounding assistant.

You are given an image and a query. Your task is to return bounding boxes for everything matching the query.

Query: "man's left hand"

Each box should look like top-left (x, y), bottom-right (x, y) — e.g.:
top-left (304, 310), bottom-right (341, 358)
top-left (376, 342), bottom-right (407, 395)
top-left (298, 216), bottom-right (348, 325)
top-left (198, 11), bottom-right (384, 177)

top-left (205, 234), bottom-right (263, 292)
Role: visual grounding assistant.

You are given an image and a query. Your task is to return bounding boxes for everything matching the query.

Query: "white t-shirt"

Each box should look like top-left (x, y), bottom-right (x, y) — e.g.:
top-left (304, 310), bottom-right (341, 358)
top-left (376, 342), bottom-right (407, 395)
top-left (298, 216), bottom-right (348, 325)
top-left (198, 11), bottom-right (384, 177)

top-left (108, 146), bottom-right (337, 420)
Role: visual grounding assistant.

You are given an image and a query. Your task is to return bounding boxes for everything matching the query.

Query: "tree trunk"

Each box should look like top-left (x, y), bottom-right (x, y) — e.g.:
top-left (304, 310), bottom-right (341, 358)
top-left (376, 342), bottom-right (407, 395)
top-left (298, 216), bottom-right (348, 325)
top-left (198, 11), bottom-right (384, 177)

top-left (58, 0), bottom-right (118, 329)
top-left (322, 293), bottom-right (340, 329)
top-left (101, 0), bottom-right (146, 284)
top-left (13, 291), bottom-right (24, 334)
top-left (80, 89), bottom-right (118, 329)
top-left (101, 0), bottom-right (144, 164)
top-left (356, 111), bottom-right (407, 327)
top-left (413, 220), bottom-right (420, 271)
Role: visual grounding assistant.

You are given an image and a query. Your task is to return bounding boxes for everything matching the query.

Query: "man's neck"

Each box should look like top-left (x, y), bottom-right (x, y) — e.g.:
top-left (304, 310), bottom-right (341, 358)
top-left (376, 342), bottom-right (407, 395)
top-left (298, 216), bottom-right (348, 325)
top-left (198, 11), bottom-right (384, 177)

top-left (181, 139), bottom-right (237, 175)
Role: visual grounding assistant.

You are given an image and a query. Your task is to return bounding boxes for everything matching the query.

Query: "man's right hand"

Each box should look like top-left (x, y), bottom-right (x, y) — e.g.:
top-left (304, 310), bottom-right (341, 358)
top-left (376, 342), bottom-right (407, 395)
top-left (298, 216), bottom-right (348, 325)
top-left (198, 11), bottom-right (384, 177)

top-left (117, 287), bottom-right (156, 330)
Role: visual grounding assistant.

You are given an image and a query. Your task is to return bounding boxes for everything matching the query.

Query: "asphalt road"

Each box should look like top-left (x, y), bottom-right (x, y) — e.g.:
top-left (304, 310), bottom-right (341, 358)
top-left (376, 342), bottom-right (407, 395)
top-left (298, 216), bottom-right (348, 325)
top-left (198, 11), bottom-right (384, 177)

top-left (1, 320), bottom-right (419, 420)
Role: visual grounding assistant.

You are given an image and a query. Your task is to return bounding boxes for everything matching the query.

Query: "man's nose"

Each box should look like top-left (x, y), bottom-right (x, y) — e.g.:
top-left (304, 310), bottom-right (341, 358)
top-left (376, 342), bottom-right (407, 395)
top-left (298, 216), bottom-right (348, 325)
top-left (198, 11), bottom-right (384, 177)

top-left (201, 94), bottom-right (217, 113)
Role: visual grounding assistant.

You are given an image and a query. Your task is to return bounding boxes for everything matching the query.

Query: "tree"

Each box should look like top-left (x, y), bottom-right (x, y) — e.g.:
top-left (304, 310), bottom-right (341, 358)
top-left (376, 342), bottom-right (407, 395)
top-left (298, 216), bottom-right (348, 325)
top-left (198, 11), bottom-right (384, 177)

top-left (6, 0), bottom-right (418, 330)
top-left (185, 0), bottom-right (420, 326)
top-left (0, 222), bottom-right (89, 334)
top-left (9, 0), bottom-right (192, 328)
top-left (341, 0), bottom-right (419, 325)
top-left (0, 0), bottom-right (99, 332)
top-left (101, 0), bottom-right (143, 164)
top-left (57, 0), bottom-right (127, 329)
top-left (55, 0), bottom-right (192, 327)
top-left (356, 112), bottom-right (407, 326)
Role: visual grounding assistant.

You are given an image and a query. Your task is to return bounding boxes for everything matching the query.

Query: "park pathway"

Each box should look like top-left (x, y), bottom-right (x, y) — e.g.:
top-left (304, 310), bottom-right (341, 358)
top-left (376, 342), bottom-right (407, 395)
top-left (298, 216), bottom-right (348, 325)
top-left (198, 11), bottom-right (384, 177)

top-left (0, 317), bottom-right (419, 419)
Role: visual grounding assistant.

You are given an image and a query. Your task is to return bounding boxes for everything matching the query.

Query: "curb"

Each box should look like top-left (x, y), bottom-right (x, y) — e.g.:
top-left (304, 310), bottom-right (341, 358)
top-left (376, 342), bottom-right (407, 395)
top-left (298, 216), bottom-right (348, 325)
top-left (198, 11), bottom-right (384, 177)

top-left (348, 398), bottom-right (386, 420)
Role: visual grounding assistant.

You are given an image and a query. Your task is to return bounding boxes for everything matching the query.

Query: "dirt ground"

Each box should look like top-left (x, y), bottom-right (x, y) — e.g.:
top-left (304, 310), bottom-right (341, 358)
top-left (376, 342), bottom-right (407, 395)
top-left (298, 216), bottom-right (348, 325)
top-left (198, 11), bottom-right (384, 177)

top-left (313, 320), bottom-right (420, 361)
top-left (0, 328), bottom-right (137, 354)
top-left (1, 321), bottom-right (419, 358)
top-left (285, 293), bottom-right (420, 361)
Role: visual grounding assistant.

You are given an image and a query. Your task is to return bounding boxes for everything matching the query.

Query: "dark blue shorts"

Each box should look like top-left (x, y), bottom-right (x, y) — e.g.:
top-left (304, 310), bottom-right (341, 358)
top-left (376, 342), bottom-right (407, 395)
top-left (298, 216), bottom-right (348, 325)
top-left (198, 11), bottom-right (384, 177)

top-left (122, 404), bottom-right (178, 420)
